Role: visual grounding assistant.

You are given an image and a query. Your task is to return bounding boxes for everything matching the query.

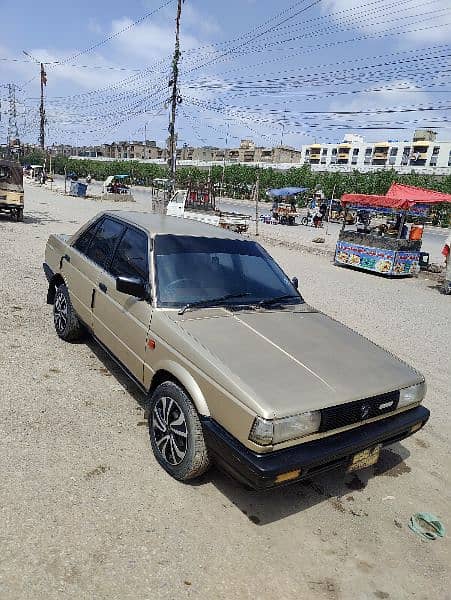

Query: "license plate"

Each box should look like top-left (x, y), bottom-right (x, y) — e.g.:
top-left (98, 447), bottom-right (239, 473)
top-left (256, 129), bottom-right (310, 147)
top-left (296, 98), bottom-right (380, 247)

top-left (347, 445), bottom-right (381, 472)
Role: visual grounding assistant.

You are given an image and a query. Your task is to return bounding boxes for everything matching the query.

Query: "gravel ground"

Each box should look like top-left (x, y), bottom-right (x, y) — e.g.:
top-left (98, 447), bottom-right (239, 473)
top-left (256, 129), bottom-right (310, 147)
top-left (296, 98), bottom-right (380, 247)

top-left (0, 184), bottom-right (450, 600)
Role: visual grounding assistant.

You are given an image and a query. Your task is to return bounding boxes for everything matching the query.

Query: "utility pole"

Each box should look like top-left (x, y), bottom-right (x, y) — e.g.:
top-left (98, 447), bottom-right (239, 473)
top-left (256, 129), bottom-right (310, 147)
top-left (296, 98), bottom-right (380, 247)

top-left (39, 63), bottom-right (47, 150)
top-left (221, 122), bottom-right (230, 199)
top-left (168, 0), bottom-right (184, 194)
top-left (254, 170), bottom-right (260, 236)
top-left (7, 84), bottom-right (19, 157)
top-left (23, 52), bottom-right (47, 151)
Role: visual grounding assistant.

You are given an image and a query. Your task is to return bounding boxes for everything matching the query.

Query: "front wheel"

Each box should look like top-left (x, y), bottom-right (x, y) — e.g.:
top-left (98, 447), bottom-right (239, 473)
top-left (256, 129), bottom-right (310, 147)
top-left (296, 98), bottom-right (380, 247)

top-left (148, 381), bottom-right (211, 481)
top-left (301, 216), bottom-right (308, 226)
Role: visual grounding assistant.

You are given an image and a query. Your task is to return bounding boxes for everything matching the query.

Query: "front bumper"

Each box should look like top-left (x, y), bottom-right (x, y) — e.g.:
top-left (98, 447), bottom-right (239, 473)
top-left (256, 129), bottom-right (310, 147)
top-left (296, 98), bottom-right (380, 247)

top-left (0, 202), bottom-right (23, 210)
top-left (202, 406), bottom-right (429, 490)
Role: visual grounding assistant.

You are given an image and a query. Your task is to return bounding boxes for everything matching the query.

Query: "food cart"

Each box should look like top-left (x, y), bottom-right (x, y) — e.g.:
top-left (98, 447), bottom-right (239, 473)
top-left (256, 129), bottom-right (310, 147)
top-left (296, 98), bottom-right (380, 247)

top-left (335, 183), bottom-right (451, 276)
top-left (266, 187), bottom-right (308, 225)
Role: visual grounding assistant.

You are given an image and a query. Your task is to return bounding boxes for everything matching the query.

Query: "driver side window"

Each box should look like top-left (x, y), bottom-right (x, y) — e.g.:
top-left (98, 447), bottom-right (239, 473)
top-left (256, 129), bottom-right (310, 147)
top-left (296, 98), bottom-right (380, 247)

top-left (110, 227), bottom-right (149, 281)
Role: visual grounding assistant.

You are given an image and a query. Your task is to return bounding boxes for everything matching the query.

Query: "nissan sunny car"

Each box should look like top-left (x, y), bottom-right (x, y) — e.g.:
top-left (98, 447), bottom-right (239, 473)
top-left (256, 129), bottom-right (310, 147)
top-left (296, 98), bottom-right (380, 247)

top-left (43, 211), bottom-right (429, 489)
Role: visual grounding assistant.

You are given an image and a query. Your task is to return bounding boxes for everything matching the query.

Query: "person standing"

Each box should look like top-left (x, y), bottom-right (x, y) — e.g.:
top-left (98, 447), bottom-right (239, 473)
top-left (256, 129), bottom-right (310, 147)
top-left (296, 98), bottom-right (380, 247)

top-left (441, 232), bottom-right (451, 294)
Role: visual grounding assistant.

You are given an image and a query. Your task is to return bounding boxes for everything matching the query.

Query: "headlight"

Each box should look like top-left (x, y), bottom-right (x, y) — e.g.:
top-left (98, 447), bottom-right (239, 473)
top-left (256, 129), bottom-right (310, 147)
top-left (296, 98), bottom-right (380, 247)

top-left (398, 381), bottom-right (426, 408)
top-left (249, 411), bottom-right (321, 446)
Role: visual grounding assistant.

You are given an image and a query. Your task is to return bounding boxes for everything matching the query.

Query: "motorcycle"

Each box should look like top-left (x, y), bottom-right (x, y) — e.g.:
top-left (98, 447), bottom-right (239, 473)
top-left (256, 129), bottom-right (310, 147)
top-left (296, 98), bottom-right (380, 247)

top-left (301, 210), bottom-right (323, 228)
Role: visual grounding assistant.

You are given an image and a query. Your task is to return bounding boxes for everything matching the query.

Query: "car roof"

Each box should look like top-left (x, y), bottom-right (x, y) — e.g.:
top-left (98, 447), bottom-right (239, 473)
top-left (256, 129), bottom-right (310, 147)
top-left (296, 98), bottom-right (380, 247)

top-left (104, 210), bottom-right (245, 240)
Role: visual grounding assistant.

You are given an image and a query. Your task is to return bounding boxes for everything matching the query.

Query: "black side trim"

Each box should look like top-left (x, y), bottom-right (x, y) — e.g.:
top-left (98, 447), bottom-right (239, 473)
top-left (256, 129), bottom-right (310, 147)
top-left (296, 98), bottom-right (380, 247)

top-left (92, 335), bottom-right (147, 395)
top-left (202, 406), bottom-right (430, 490)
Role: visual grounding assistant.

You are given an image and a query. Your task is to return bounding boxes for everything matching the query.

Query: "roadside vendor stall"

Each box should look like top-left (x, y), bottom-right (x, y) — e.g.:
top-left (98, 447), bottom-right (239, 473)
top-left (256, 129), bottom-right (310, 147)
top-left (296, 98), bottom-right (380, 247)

top-left (335, 183), bottom-right (451, 276)
top-left (266, 187), bottom-right (308, 225)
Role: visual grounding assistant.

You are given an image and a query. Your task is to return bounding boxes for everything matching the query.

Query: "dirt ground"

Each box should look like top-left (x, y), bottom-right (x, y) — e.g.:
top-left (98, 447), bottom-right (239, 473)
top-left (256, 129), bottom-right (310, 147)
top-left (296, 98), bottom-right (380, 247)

top-left (0, 184), bottom-right (450, 600)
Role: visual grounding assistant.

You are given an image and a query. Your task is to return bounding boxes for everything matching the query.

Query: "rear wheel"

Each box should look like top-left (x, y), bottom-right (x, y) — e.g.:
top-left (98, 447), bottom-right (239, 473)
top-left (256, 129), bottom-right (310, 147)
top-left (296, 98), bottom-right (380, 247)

top-left (148, 381), bottom-right (211, 481)
top-left (301, 216), bottom-right (308, 226)
top-left (53, 283), bottom-right (85, 341)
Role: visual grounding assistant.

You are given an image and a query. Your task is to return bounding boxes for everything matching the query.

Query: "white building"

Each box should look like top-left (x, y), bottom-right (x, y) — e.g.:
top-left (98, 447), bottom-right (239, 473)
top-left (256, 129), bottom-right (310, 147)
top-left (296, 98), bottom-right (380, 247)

top-left (300, 131), bottom-right (451, 175)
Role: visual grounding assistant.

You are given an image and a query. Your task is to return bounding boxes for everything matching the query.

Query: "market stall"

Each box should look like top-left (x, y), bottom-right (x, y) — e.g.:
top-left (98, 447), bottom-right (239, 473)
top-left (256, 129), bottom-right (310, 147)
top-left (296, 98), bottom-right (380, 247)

top-left (335, 183), bottom-right (451, 276)
top-left (266, 187), bottom-right (308, 225)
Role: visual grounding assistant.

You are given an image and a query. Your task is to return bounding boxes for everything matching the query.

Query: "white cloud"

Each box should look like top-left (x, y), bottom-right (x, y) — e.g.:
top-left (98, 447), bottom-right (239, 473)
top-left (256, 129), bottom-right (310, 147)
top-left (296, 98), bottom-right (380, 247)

top-left (87, 18), bottom-right (103, 35)
top-left (110, 17), bottom-right (205, 62)
top-left (326, 79), bottom-right (446, 141)
top-left (29, 49), bottom-right (127, 90)
top-left (322, 0), bottom-right (451, 43)
top-left (182, 3), bottom-right (220, 36)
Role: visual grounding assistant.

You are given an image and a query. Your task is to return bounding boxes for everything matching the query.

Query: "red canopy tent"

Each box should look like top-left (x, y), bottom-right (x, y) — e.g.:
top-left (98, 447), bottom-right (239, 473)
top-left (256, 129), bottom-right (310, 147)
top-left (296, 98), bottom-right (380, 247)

top-left (386, 183), bottom-right (451, 204)
top-left (341, 183), bottom-right (451, 210)
top-left (341, 192), bottom-right (408, 210)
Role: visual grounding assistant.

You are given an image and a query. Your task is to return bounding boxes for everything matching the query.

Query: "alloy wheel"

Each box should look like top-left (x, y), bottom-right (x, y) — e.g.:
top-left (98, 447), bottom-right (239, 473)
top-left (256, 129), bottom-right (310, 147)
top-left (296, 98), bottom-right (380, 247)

top-left (54, 292), bottom-right (68, 333)
top-left (152, 396), bottom-right (188, 466)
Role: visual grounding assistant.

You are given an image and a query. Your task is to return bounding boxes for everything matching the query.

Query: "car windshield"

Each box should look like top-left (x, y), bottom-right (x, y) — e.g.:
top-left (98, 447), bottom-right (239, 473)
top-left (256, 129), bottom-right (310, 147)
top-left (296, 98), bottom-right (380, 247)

top-left (154, 235), bottom-right (303, 308)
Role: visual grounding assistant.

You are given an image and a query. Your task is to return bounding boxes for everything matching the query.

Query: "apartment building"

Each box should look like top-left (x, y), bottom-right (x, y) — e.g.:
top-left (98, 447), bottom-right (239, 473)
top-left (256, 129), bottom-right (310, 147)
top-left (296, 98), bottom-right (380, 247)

top-left (300, 131), bottom-right (451, 174)
top-left (103, 140), bottom-right (164, 160)
top-left (176, 140), bottom-right (302, 164)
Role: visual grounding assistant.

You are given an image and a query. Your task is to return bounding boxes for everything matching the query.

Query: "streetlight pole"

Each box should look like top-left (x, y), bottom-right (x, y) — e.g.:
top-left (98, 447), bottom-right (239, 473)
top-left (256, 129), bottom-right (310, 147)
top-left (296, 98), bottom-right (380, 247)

top-left (280, 122), bottom-right (285, 147)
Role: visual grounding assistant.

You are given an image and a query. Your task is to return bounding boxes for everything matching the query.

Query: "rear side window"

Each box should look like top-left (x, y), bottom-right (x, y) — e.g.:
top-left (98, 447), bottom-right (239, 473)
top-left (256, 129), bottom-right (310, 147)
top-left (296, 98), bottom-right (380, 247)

top-left (110, 227), bottom-right (149, 280)
top-left (73, 218), bottom-right (103, 255)
top-left (86, 218), bottom-right (125, 270)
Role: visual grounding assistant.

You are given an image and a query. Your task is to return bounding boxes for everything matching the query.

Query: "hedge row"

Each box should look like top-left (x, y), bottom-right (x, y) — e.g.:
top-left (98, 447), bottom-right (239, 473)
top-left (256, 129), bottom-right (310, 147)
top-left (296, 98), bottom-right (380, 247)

top-left (22, 151), bottom-right (451, 203)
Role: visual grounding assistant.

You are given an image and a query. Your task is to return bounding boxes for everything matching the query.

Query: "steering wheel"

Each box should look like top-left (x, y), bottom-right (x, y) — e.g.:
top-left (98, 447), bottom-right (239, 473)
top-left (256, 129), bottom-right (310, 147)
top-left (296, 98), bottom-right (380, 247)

top-left (166, 278), bottom-right (199, 291)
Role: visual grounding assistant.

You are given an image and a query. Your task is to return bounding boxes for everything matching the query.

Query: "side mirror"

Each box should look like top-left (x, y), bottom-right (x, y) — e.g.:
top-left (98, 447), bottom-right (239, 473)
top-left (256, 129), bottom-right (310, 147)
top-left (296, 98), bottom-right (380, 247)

top-left (291, 276), bottom-right (299, 290)
top-left (116, 276), bottom-right (149, 300)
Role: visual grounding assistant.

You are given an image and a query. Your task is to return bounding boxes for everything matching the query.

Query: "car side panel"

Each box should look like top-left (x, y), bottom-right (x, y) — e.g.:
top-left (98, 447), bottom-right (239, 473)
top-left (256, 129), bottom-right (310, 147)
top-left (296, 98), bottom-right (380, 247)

top-left (61, 247), bottom-right (103, 329)
top-left (93, 270), bottom-right (153, 383)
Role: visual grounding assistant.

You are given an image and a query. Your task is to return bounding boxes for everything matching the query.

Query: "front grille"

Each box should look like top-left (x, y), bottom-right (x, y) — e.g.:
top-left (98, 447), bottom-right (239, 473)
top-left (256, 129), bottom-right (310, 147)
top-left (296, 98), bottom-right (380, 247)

top-left (319, 390), bottom-right (399, 433)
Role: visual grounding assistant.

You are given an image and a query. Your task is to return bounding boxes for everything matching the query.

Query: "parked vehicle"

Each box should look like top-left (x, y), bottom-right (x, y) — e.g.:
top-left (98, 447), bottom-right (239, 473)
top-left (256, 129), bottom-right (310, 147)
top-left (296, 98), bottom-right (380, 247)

top-left (167, 189), bottom-right (250, 233)
top-left (0, 159), bottom-right (24, 221)
top-left (43, 212), bottom-right (429, 489)
top-left (102, 175), bottom-right (134, 202)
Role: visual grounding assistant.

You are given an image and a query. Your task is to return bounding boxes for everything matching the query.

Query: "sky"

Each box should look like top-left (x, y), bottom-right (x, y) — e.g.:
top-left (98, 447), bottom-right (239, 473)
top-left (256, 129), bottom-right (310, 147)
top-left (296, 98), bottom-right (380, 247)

top-left (0, 0), bottom-right (450, 149)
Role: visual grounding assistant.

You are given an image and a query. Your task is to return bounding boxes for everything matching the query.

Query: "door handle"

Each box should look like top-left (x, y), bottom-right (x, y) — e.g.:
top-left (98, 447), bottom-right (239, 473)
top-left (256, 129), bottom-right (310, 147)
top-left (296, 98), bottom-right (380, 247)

top-left (99, 282), bottom-right (107, 293)
top-left (59, 254), bottom-right (70, 268)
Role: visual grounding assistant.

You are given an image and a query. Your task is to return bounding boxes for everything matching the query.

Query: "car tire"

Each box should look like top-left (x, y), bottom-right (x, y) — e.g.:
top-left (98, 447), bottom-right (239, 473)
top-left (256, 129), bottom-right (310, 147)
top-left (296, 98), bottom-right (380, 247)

top-left (53, 283), bottom-right (85, 342)
top-left (148, 381), bottom-right (211, 481)
top-left (16, 208), bottom-right (24, 222)
top-left (301, 216), bottom-right (308, 226)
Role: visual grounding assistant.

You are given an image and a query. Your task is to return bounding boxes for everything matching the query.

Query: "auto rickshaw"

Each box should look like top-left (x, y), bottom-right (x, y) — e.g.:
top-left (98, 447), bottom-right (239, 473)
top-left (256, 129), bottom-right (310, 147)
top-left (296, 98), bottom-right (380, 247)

top-left (0, 159), bottom-right (24, 221)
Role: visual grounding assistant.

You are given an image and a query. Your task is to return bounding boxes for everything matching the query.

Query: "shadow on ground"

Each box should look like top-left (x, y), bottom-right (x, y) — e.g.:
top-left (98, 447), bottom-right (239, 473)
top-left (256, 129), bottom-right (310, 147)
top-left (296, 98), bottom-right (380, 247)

top-left (198, 442), bottom-right (410, 525)
top-left (86, 337), bottom-right (412, 525)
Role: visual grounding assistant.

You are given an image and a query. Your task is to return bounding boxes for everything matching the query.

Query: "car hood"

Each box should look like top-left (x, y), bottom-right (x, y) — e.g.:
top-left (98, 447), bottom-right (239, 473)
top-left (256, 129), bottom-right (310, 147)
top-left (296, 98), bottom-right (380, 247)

top-left (171, 307), bottom-right (422, 418)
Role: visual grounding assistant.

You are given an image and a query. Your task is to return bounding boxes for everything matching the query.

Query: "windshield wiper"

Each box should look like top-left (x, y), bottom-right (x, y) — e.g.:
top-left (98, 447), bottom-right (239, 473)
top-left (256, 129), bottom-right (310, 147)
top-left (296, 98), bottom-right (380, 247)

top-left (178, 292), bottom-right (252, 315)
top-left (258, 294), bottom-right (301, 308)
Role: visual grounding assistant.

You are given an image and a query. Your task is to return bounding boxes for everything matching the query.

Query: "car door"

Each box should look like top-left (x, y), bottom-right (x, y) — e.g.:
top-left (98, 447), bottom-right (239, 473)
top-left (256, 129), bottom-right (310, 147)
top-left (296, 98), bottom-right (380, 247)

top-left (93, 225), bottom-right (153, 384)
top-left (61, 217), bottom-right (106, 328)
